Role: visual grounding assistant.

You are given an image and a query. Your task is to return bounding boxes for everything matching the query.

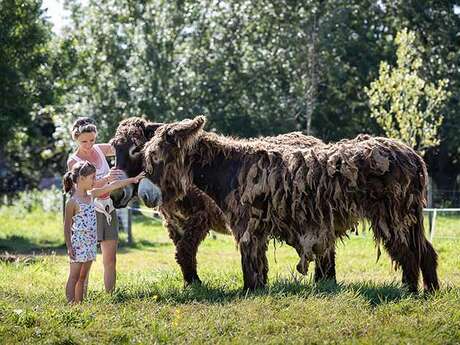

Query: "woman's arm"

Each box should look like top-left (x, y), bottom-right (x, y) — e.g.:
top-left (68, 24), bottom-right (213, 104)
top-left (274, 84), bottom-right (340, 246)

top-left (64, 199), bottom-right (76, 259)
top-left (67, 158), bottom-right (76, 171)
top-left (89, 172), bottom-right (145, 198)
top-left (96, 143), bottom-right (115, 156)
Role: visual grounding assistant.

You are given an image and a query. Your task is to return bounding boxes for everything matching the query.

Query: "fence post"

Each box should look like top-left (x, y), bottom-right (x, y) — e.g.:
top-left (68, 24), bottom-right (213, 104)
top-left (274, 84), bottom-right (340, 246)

top-left (62, 193), bottom-right (66, 222)
top-left (430, 209), bottom-right (437, 242)
top-left (127, 207), bottom-right (133, 245)
top-left (427, 176), bottom-right (434, 234)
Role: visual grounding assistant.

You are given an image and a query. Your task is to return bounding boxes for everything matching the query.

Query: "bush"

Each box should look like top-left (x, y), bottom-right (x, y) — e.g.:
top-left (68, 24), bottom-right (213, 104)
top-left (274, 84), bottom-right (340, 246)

top-left (0, 187), bottom-right (63, 216)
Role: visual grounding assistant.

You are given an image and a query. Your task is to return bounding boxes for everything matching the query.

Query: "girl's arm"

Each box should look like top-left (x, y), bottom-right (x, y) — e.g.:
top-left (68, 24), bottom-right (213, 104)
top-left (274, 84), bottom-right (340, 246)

top-left (64, 199), bottom-right (76, 259)
top-left (89, 172), bottom-right (146, 198)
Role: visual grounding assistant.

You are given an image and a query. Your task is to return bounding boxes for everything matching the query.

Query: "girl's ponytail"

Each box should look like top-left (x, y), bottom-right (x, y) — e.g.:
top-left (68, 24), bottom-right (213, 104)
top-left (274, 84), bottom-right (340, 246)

top-left (63, 161), bottom-right (96, 195)
top-left (63, 171), bottom-right (74, 194)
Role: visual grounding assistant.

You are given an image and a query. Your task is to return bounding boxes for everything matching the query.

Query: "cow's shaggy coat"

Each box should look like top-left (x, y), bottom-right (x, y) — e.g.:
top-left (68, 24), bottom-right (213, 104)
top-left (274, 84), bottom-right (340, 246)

top-left (143, 116), bottom-right (439, 292)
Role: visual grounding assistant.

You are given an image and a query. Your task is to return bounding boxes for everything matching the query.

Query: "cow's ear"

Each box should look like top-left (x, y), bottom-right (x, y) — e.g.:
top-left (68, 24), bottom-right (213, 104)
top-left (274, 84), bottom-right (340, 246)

top-left (167, 116), bottom-right (206, 148)
top-left (144, 122), bottom-right (163, 140)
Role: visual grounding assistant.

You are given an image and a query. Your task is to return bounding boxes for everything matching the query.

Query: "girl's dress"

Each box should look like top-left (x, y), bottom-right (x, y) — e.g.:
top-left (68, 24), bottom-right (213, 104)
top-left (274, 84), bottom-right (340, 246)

top-left (70, 198), bottom-right (97, 263)
top-left (68, 145), bottom-right (115, 225)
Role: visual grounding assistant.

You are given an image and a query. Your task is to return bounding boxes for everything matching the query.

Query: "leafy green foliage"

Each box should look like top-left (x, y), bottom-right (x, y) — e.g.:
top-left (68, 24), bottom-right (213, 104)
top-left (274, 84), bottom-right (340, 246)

top-left (366, 29), bottom-right (449, 155)
top-left (0, 0), bottom-right (66, 195)
top-left (2, 0), bottom-right (460, 196)
top-left (56, 0), bottom-right (394, 141)
top-left (0, 0), bottom-right (53, 146)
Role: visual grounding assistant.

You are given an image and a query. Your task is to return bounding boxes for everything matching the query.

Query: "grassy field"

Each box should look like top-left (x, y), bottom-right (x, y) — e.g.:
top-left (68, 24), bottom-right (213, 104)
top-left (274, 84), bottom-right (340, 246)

top-left (0, 206), bottom-right (459, 344)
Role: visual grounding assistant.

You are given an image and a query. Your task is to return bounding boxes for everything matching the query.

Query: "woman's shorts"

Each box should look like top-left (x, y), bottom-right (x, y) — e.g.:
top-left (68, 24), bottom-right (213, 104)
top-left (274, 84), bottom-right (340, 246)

top-left (96, 210), bottom-right (119, 242)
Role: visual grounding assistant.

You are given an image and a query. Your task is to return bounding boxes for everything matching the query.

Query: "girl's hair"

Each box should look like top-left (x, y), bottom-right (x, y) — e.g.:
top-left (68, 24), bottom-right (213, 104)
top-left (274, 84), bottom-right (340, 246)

top-left (63, 161), bottom-right (97, 194)
top-left (71, 117), bottom-right (97, 140)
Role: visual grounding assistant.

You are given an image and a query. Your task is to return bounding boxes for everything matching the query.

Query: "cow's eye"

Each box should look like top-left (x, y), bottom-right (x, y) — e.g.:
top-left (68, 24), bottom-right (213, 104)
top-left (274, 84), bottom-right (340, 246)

top-left (152, 152), bottom-right (160, 164)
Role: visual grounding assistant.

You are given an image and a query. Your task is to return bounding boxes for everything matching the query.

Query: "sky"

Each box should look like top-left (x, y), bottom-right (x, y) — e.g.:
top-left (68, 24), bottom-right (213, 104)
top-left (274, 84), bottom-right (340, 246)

top-left (41, 0), bottom-right (89, 34)
top-left (41, 0), bottom-right (68, 34)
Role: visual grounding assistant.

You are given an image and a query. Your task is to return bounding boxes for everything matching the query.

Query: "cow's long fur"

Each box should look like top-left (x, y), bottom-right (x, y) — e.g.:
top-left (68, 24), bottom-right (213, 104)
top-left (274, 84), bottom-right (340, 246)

top-left (144, 116), bottom-right (439, 292)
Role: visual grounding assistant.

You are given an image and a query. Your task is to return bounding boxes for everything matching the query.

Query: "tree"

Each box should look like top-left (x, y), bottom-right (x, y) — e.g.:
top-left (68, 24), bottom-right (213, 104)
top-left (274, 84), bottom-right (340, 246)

top-left (365, 28), bottom-right (449, 155)
top-left (0, 0), bottom-right (60, 196)
top-left (0, 0), bottom-right (53, 146)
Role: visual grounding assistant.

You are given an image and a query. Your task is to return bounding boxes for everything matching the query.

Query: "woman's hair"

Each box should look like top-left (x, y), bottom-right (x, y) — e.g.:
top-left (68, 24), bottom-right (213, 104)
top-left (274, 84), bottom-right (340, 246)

top-left (71, 117), bottom-right (97, 140)
top-left (63, 161), bottom-right (97, 194)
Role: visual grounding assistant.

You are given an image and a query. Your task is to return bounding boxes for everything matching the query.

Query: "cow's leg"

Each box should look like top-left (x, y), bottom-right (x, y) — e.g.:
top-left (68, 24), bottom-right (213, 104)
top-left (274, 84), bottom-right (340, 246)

top-left (173, 215), bottom-right (210, 286)
top-left (167, 223), bottom-right (200, 285)
top-left (420, 239), bottom-right (439, 292)
top-left (383, 240), bottom-right (420, 293)
top-left (314, 246), bottom-right (337, 283)
top-left (240, 232), bottom-right (268, 290)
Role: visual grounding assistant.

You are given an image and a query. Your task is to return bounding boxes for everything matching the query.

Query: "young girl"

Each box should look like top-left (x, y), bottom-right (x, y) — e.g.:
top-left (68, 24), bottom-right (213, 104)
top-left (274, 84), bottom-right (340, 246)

top-left (67, 117), bottom-right (123, 293)
top-left (63, 161), bottom-right (144, 303)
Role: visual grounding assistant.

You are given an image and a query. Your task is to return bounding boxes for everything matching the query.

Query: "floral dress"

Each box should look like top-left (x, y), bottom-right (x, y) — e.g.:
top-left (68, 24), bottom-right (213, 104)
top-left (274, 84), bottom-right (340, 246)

top-left (70, 198), bottom-right (97, 263)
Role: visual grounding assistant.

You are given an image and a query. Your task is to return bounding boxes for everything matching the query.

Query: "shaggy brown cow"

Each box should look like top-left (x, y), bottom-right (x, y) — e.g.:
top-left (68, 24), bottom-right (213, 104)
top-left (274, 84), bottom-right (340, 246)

top-left (109, 117), bottom-right (333, 285)
top-left (141, 116), bottom-right (439, 292)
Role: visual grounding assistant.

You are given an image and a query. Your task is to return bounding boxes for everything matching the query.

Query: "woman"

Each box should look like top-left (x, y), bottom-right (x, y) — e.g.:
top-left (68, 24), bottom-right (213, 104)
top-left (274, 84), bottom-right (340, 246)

top-left (67, 117), bottom-right (123, 293)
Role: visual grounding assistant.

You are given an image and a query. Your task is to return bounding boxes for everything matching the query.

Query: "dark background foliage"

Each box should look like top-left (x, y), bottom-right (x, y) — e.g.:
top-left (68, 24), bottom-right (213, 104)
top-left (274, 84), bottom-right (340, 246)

top-left (1, 0), bottom-right (459, 201)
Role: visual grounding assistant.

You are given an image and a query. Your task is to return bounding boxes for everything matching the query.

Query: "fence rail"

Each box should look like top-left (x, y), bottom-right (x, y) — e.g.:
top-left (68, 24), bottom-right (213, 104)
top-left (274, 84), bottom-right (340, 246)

top-left (423, 208), bottom-right (460, 241)
top-left (117, 206), bottom-right (162, 244)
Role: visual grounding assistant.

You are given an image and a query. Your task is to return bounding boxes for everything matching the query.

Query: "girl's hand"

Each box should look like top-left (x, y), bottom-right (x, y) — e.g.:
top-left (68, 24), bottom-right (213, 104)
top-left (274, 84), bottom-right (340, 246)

top-left (67, 246), bottom-right (75, 260)
top-left (131, 171), bottom-right (146, 184)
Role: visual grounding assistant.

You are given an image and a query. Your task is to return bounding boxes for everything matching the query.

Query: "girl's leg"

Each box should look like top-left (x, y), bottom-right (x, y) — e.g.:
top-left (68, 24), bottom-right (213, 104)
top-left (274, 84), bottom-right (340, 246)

top-left (66, 263), bottom-right (82, 303)
top-left (100, 240), bottom-right (117, 292)
top-left (75, 261), bottom-right (93, 302)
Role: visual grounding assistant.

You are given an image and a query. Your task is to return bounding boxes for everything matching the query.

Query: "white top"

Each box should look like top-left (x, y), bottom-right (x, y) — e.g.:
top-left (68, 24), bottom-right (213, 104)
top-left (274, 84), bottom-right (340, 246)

top-left (68, 145), bottom-right (110, 181)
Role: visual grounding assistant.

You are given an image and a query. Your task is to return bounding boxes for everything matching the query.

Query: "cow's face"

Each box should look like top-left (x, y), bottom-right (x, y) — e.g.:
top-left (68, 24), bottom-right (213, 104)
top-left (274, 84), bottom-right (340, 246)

top-left (109, 117), bottom-right (162, 208)
top-left (142, 116), bottom-right (206, 207)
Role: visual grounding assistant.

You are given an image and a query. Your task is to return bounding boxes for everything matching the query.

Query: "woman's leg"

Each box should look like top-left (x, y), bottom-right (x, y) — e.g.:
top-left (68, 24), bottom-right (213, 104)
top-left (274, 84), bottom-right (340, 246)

top-left (100, 240), bottom-right (118, 292)
top-left (75, 261), bottom-right (93, 302)
top-left (66, 263), bottom-right (82, 303)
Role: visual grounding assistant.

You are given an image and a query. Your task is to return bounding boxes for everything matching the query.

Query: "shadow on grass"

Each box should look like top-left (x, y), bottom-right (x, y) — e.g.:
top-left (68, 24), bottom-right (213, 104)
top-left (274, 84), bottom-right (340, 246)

top-left (0, 235), bottom-right (66, 255)
top-left (0, 234), bottom-right (172, 256)
top-left (108, 278), bottom-right (419, 307)
top-left (269, 279), bottom-right (411, 306)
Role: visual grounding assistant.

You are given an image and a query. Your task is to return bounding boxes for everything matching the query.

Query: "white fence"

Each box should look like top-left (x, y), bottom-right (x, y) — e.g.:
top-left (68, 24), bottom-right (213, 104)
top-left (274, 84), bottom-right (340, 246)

top-left (116, 206), bottom-right (162, 244)
top-left (424, 208), bottom-right (460, 241)
top-left (117, 206), bottom-right (460, 244)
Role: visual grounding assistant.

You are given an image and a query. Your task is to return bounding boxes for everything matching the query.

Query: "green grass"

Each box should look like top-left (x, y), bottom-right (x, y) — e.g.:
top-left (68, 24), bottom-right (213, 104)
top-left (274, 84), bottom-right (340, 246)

top-left (0, 207), bottom-right (459, 344)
